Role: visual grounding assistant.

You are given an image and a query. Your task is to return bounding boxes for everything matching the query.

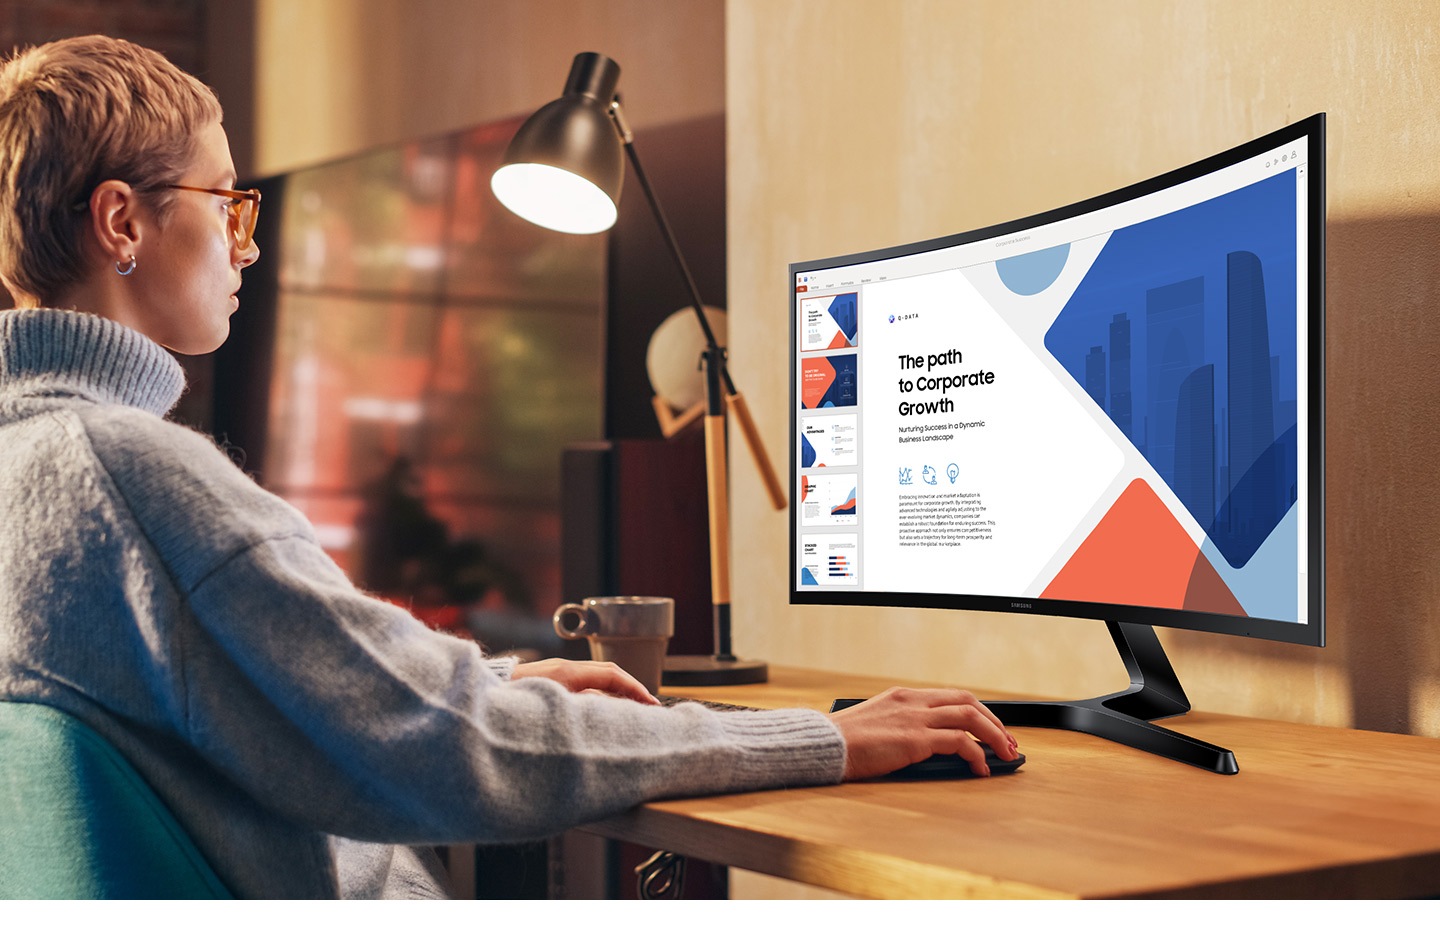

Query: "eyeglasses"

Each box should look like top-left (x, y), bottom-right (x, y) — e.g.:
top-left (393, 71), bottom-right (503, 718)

top-left (164, 184), bottom-right (262, 250)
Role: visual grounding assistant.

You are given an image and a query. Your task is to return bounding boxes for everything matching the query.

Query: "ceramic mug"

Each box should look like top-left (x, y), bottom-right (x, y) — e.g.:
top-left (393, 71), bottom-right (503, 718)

top-left (552, 596), bottom-right (674, 694)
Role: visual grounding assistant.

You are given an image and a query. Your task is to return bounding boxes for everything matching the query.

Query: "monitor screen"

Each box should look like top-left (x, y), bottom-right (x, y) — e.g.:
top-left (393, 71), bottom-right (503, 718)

top-left (789, 115), bottom-right (1324, 649)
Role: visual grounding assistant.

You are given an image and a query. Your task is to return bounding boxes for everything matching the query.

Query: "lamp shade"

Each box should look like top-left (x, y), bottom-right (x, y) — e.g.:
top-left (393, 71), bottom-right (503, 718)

top-left (490, 53), bottom-right (625, 235)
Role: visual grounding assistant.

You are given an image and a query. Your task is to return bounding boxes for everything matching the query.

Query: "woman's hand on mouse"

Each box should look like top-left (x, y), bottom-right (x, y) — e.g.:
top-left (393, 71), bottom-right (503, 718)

top-left (828, 687), bottom-right (1018, 780)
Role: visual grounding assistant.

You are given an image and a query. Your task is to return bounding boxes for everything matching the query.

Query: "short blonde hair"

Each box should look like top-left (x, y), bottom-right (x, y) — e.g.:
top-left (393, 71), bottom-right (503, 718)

top-left (0, 35), bottom-right (223, 302)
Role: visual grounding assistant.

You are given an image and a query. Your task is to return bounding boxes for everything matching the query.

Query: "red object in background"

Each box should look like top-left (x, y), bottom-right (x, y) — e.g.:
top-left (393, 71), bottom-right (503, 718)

top-left (385, 599), bottom-right (471, 641)
top-left (416, 605), bottom-right (467, 639)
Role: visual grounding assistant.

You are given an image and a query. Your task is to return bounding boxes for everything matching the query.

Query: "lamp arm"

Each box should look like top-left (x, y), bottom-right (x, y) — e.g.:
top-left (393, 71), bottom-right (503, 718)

top-left (611, 101), bottom-right (787, 511)
top-left (724, 390), bottom-right (787, 511)
top-left (613, 122), bottom-right (727, 382)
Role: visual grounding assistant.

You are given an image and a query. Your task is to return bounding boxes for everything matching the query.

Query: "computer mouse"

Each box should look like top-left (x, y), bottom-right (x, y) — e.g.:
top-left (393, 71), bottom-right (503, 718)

top-left (887, 741), bottom-right (1026, 780)
top-left (829, 698), bottom-right (1026, 780)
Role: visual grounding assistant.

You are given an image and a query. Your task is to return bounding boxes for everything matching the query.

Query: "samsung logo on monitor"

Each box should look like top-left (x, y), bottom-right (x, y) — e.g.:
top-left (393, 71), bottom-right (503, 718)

top-left (1011, 602), bottom-right (1033, 610)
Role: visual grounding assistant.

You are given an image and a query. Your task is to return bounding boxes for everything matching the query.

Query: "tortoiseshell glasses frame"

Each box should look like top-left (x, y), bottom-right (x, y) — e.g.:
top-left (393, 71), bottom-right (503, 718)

top-left (163, 184), bottom-right (262, 250)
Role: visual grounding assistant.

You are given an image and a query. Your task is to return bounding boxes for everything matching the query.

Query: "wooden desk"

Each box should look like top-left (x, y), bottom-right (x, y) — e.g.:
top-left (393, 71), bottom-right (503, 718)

top-left (579, 666), bottom-right (1440, 899)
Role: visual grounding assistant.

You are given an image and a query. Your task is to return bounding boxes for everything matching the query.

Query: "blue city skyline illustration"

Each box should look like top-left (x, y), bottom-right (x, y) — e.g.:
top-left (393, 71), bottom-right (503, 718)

top-left (813, 353), bottom-right (857, 408)
top-left (1043, 170), bottom-right (1298, 569)
top-left (828, 293), bottom-right (859, 344)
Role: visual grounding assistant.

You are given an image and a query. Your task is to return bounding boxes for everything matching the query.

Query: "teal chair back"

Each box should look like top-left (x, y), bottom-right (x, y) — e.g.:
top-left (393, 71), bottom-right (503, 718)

top-left (0, 701), bottom-right (231, 899)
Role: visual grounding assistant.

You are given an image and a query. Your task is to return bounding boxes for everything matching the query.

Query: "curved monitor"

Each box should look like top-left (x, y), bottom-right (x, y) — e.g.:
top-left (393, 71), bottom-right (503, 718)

top-left (788, 116), bottom-right (1325, 771)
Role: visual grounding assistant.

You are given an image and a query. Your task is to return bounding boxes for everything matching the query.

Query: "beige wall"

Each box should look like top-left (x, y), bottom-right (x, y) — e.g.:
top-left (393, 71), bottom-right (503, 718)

top-left (247, 0), bottom-right (724, 176)
top-left (727, 0), bottom-right (1440, 735)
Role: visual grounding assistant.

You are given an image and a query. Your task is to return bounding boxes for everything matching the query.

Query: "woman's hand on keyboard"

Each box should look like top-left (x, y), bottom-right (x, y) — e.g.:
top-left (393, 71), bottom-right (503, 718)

top-left (511, 658), bottom-right (660, 704)
top-left (828, 687), bottom-right (1018, 780)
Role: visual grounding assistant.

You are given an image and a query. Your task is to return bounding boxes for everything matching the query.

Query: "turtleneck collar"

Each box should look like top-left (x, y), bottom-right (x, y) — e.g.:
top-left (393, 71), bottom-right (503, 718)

top-left (0, 308), bottom-right (187, 417)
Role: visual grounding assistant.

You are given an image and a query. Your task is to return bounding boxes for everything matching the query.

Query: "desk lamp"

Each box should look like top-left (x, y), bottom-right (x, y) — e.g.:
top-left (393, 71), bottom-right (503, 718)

top-left (492, 52), bottom-right (785, 685)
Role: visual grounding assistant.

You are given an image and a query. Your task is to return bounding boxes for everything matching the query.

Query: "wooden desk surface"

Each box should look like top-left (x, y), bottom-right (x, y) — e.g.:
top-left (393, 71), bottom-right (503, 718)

top-left (581, 666), bottom-right (1440, 899)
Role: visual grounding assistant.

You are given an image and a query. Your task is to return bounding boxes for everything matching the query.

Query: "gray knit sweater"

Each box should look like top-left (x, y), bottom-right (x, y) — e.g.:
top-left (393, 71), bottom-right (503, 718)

top-left (0, 308), bottom-right (845, 898)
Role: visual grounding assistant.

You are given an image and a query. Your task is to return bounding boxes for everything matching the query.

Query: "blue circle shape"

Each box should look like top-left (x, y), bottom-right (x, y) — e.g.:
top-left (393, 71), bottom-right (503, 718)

top-left (996, 243), bottom-right (1071, 295)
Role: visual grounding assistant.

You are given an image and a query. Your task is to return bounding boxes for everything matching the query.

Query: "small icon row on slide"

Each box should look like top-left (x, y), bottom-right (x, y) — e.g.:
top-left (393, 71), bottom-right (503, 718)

top-left (899, 464), bottom-right (959, 485)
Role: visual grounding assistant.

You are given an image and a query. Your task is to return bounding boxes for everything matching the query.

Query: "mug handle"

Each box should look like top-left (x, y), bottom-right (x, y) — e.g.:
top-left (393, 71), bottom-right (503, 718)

top-left (553, 603), bottom-right (597, 639)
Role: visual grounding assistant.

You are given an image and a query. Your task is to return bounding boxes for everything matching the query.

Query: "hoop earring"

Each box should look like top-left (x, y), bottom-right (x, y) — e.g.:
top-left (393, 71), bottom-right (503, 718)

top-left (116, 255), bottom-right (137, 276)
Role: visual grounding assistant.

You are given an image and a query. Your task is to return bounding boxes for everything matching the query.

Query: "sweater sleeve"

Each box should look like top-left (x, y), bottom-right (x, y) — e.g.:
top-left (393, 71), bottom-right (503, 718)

top-left (182, 534), bottom-right (844, 844)
top-left (84, 410), bottom-right (844, 845)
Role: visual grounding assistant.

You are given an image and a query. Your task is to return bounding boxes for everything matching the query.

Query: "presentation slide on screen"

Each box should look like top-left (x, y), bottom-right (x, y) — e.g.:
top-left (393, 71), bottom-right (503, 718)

top-left (800, 473), bottom-right (859, 526)
top-left (799, 534), bottom-right (860, 586)
top-left (800, 414), bottom-right (858, 468)
top-left (794, 140), bottom-right (1309, 625)
top-left (799, 352), bottom-right (858, 409)
top-left (801, 291), bottom-right (859, 351)
top-left (857, 267), bottom-right (1124, 592)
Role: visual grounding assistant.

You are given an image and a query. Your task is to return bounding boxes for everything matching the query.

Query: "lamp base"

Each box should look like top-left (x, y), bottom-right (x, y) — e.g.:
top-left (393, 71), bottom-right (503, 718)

top-left (662, 654), bottom-right (768, 686)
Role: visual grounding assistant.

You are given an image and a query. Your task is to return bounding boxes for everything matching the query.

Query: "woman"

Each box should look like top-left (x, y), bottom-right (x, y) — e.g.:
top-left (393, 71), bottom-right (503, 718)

top-left (0, 35), bottom-right (1017, 898)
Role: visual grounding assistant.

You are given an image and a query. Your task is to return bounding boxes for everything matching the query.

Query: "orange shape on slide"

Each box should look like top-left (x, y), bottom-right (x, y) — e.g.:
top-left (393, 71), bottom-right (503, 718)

top-left (1042, 478), bottom-right (1246, 617)
top-left (800, 358), bottom-right (837, 409)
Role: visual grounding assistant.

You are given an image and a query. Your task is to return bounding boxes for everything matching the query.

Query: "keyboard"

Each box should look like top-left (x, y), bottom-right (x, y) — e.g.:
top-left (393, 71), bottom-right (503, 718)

top-left (657, 694), bottom-right (762, 712)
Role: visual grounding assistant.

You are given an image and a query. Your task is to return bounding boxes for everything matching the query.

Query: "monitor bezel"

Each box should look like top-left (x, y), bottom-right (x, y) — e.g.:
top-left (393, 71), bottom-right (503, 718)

top-left (787, 114), bottom-right (1325, 648)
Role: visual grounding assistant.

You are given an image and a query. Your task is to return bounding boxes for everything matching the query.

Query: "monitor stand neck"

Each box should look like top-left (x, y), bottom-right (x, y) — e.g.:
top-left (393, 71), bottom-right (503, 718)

top-left (983, 620), bottom-right (1238, 774)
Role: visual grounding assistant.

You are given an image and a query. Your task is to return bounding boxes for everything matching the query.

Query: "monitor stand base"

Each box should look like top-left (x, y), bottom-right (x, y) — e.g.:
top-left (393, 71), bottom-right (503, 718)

top-left (662, 654), bottom-right (768, 686)
top-left (982, 620), bottom-right (1239, 775)
top-left (661, 602), bottom-right (769, 686)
